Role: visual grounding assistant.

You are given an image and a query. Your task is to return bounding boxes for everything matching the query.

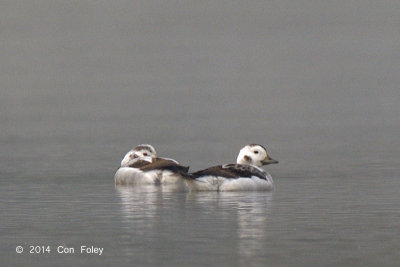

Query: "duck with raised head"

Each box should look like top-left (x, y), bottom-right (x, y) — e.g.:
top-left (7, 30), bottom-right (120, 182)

top-left (184, 144), bottom-right (278, 191)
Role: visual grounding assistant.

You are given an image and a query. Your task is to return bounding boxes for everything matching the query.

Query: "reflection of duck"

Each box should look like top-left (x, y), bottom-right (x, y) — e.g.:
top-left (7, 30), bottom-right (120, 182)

top-left (184, 144), bottom-right (278, 191)
top-left (116, 185), bottom-right (160, 221)
top-left (115, 185), bottom-right (161, 258)
top-left (114, 144), bottom-right (189, 186)
top-left (186, 191), bottom-right (273, 263)
top-left (236, 193), bottom-right (273, 263)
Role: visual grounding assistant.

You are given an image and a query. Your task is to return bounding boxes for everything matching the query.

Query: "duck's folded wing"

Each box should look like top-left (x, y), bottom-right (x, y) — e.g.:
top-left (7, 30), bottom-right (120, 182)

top-left (190, 165), bottom-right (239, 178)
top-left (191, 164), bottom-right (267, 180)
top-left (127, 158), bottom-right (152, 169)
top-left (138, 158), bottom-right (189, 174)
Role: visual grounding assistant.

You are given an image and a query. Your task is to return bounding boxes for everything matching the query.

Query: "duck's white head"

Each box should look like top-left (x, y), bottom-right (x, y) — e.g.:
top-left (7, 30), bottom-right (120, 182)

top-left (120, 144), bottom-right (157, 166)
top-left (236, 144), bottom-right (278, 167)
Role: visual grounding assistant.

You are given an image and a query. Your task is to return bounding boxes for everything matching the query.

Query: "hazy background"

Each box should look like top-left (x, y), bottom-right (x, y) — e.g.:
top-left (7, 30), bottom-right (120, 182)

top-left (1, 1), bottom-right (399, 265)
top-left (1, 0), bottom-right (399, 177)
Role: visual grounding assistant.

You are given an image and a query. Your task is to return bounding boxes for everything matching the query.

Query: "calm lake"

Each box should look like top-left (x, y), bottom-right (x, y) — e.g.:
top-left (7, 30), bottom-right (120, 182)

top-left (1, 1), bottom-right (399, 266)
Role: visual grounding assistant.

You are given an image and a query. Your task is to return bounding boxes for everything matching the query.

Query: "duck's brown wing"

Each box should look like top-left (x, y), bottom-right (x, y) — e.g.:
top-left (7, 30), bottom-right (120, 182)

top-left (190, 164), bottom-right (266, 180)
top-left (133, 158), bottom-right (189, 174)
top-left (127, 158), bottom-right (153, 169)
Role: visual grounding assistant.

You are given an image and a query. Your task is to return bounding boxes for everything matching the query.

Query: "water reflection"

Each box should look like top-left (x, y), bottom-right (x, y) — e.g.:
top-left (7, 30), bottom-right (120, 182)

top-left (115, 185), bottom-right (161, 258)
top-left (116, 185), bottom-right (160, 222)
top-left (236, 193), bottom-right (273, 261)
top-left (186, 191), bottom-right (273, 262)
top-left (116, 185), bottom-right (273, 263)
top-left (159, 183), bottom-right (187, 193)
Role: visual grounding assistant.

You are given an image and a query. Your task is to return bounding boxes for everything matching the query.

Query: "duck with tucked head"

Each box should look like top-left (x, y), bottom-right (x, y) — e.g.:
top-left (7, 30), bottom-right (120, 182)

top-left (115, 144), bottom-right (189, 186)
top-left (184, 144), bottom-right (278, 191)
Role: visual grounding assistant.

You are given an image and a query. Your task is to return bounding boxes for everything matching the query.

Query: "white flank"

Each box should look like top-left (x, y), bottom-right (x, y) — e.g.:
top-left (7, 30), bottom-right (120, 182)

top-left (114, 167), bottom-right (159, 185)
top-left (219, 176), bottom-right (274, 191)
top-left (186, 174), bottom-right (274, 192)
top-left (160, 170), bottom-right (184, 184)
top-left (184, 176), bottom-right (220, 191)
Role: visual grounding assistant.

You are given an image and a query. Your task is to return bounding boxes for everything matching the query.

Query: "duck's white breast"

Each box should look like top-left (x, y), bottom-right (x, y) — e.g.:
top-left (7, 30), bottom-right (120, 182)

top-left (114, 167), bottom-right (159, 185)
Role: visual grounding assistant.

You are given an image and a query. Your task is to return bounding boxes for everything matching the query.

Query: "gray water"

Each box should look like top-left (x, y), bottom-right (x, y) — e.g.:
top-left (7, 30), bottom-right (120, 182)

top-left (1, 1), bottom-right (400, 266)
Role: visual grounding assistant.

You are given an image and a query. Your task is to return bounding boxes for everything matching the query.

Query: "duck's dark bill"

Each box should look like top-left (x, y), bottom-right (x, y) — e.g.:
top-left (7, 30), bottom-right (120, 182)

top-left (262, 157), bottom-right (279, 165)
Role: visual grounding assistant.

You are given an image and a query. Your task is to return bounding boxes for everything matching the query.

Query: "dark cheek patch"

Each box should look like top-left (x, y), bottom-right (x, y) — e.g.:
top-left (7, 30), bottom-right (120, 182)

top-left (244, 155), bottom-right (251, 162)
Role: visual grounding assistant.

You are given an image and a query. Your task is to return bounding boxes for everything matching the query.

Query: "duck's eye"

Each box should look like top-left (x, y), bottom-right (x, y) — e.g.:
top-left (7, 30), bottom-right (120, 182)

top-left (143, 153), bottom-right (148, 156)
top-left (254, 150), bottom-right (259, 154)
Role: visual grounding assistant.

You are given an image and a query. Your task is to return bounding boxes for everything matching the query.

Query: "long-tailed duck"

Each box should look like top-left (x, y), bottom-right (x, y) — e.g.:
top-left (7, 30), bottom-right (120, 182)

top-left (114, 144), bottom-right (189, 186)
top-left (184, 144), bottom-right (278, 191)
